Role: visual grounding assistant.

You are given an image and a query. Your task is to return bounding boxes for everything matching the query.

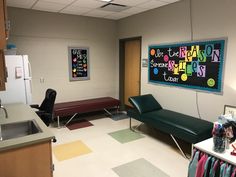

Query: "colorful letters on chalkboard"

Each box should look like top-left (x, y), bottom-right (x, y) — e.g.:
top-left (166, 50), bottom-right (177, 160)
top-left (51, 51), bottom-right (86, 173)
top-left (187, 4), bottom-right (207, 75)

top-left (68, 47), bottom-right (89, 81)
top-left (148, 39), bottom-right (226, 93)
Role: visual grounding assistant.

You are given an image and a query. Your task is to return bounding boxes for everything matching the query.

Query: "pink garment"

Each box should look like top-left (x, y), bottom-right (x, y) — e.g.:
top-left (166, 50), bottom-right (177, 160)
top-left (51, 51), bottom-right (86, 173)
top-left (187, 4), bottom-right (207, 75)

top-left (195, 154), bottom-right (208, 177)
top-left (231, 167), bottom-right (236, 177)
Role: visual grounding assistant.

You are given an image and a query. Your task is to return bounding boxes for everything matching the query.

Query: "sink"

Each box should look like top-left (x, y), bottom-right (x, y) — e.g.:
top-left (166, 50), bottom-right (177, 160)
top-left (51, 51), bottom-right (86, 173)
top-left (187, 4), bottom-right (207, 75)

top-left (0, 120), bottom-right (42, 141)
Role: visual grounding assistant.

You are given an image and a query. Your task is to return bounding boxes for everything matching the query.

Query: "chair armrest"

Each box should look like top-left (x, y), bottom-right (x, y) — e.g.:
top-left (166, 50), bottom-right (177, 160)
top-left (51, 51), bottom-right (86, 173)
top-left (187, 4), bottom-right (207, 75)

top-left (35, 111), bottom-right (52, 127)
top-left (35, 110), bottom-right (50, 117)
top-left (30, 104), bottom-right (40, 109)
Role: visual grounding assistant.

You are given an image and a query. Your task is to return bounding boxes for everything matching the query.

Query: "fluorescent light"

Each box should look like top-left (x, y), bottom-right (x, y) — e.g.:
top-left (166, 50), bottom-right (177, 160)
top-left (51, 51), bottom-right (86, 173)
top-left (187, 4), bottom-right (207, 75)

top-left (100, 0), bottom-right (112, 2)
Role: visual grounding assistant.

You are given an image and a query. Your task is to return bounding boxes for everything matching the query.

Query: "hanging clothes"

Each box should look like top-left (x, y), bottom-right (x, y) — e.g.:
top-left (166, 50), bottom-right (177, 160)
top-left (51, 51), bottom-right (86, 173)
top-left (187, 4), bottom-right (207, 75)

top-left (230, 167), bottom-right (236, 177)
top-left (188, 151), bottom-right (200, 177)
top-left (188, 149), bottom-right (236, 177)
top-left (196, 154), bottom-right (208, 177)
top-left (220, 163), bottom-right (227, 177)
top-left (204, 157), bottom-right (214, 177)
top-left (224, 165), bottom-right (232, 177)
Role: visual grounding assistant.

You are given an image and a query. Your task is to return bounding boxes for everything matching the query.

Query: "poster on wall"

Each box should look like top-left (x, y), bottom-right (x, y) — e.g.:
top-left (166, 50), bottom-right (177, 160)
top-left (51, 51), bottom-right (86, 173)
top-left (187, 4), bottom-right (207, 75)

top-left (68, 47), bottom-right (89, 81)
top-left (148, 38), bottom-right (226, 93)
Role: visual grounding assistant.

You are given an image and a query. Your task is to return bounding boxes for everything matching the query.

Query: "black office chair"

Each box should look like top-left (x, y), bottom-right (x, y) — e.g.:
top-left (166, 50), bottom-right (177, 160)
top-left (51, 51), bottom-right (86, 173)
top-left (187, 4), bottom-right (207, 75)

top-left (31, 88), bottom-right (57, 126)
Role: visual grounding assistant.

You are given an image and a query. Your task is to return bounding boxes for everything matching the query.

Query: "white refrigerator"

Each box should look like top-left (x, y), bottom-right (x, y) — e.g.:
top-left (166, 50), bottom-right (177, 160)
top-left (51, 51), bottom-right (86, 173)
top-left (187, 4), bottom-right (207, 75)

top-left (0, 55), bottom-right (32, 104)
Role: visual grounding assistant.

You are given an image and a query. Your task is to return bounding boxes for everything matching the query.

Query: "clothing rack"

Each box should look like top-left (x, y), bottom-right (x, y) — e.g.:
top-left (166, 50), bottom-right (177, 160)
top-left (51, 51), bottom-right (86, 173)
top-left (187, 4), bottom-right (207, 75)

top-left (194, 138), bottom-right (236, 166)
top-left (188, 138), bottom-right (236, 177)
top-left (189, 148), bottom-right (236, 177)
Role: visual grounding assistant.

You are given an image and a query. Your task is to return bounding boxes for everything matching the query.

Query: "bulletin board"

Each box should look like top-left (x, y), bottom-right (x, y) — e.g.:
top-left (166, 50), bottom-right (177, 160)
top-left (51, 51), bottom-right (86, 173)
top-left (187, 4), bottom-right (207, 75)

top-left (68, 47), bottom-right (89, 81)
top-left (148, 39), bottom-right (226, 93)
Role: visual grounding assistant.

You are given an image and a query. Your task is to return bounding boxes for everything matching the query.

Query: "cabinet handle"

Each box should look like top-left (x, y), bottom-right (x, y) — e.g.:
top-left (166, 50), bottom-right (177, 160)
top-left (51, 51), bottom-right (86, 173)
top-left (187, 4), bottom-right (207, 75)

top-left (52, 138), bottom-right (57, 143)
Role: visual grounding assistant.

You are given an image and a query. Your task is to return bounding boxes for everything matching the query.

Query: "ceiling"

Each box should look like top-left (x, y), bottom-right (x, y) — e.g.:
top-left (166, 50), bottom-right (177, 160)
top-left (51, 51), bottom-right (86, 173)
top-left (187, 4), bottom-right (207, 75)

top-left (6, 0), bottom-right (180, 20)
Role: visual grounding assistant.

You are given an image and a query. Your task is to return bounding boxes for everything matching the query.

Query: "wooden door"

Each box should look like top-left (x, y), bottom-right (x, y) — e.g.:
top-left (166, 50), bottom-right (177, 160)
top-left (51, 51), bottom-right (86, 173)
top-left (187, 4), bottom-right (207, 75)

top-left (0, 49), bottom-right (6, 90)
top-left (124, 39), bottom-right (141, 106)
top-left (0, 0), bottom-right (7, 49)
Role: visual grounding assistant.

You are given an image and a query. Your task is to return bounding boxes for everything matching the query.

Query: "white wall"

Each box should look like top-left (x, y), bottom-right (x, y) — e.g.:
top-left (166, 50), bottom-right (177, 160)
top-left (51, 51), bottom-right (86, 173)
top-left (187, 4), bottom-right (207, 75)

top-left (118, 0), bottom-right (236, 122)
top-left (7, 8), bottom-right (119, 103)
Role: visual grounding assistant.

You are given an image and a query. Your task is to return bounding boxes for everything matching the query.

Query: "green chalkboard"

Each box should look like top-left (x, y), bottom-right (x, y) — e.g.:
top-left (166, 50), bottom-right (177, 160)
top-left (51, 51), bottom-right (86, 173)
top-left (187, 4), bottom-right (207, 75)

top-left (148, 38), bottom-right (226, 93)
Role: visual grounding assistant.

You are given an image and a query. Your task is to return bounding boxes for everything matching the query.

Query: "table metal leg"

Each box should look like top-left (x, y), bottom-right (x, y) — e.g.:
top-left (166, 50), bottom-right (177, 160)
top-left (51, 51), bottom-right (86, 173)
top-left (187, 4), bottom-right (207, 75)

top-left (104, 108), bottom-right (113, 116)
top-left (57, 116), bottom-right (60, 129)
top-left (64, 113), bottom-right (78, 126)
top-left (170, 134), bottom-right (190, 159)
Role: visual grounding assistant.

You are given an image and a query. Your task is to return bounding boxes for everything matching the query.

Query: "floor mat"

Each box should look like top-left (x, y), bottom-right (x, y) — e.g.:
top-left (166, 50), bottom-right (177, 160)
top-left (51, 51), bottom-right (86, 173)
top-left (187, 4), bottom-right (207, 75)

top-left (53, 140), bottom-right (92, 161)
top-left (112, 158), bottom-right (170, 177)
top-left (66, 119), bottom-right (94, 130)
top-left (108, 128), bottom-right (144, 144)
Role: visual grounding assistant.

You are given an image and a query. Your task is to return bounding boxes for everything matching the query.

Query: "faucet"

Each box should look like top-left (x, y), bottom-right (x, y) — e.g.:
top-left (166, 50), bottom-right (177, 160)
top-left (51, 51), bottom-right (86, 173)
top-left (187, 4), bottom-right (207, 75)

top-left (0, 99), bottom-right (8, 118)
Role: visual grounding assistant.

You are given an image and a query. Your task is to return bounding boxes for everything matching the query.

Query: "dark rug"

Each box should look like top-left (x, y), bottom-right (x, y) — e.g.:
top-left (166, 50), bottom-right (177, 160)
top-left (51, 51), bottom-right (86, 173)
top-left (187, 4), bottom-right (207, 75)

top-left (66, 119), bottom-right (94, 130)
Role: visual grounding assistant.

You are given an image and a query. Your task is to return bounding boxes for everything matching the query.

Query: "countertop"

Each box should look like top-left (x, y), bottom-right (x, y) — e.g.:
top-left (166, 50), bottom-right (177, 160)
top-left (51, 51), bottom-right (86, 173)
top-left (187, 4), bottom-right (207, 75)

top-left (194, 137), bottom-right (236, 166)
top-left (0, 103), bottom-right (55, 152)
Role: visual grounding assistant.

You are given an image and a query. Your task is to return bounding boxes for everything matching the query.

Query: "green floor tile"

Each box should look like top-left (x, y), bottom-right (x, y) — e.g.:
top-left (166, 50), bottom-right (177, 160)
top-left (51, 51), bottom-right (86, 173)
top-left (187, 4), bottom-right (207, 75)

top-left (113, 158), bottom-right (170, 177)
top-left (108, 129), bottom-right (144, 143)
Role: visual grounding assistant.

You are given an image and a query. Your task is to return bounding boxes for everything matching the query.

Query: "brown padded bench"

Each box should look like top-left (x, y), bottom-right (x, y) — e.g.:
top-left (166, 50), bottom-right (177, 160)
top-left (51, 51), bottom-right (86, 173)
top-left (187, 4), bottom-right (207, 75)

top-left (53, 97), bottom-right (120, 127)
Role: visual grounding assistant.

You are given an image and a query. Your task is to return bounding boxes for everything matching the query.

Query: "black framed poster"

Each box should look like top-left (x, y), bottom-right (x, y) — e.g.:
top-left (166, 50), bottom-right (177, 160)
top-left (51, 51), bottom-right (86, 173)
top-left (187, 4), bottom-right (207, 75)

top-left (68, 47), bottom-right (89, 81)
top-left (148, 38), bottom-right (227, 93)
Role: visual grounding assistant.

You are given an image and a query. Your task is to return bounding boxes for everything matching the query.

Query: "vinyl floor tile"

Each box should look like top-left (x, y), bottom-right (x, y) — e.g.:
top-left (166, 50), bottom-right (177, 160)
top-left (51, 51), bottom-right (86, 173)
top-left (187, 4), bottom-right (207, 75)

top-left (53, 140), bottom-right (92, 161)
top-left (113, 158), bottom-right (170, 177)
top-left (108, 128), bottom-right (145, 143)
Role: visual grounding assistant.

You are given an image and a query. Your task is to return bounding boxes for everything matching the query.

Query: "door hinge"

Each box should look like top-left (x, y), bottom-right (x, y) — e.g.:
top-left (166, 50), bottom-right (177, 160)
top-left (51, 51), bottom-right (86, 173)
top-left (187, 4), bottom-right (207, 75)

top-left (5, 20), bottom-right (10, 31)
top-left (51, 164), bottom-right (55, 172)
top-left (5, 20), bottom-right (10, 40)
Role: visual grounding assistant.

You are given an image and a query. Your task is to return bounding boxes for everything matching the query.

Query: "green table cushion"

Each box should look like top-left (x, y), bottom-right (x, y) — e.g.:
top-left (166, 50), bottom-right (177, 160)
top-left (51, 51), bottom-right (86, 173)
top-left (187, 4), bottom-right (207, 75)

top-left (127, 109), bottom-right (142, 121)
top-left (129, 94), bottom-right (162, 114)
top-left (127, 94), bottom-right (213, 144)
top-left (140, 109), bottom-right (213, 144)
